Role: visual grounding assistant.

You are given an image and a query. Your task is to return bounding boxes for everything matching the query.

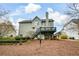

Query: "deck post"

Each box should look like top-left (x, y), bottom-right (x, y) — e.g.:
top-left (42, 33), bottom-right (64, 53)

top-left (39, 32), bottom-right (42, 47)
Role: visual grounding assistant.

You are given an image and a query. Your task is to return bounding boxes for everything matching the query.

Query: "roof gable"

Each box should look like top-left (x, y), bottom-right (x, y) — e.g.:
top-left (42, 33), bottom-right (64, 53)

top-left (19, 16), bottom-right (54, 23)
top-left (32, 16), bottom-right (41, 21)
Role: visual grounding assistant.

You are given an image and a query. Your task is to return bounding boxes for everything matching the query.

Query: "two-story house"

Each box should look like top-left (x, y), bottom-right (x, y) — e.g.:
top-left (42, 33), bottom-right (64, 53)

top-left (19, 12), bottom-right (56, 39)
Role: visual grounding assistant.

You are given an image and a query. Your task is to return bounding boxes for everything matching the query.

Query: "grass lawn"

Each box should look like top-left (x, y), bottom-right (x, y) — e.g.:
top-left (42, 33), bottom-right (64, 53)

top-left (0, 40), bottom-right (79, 56)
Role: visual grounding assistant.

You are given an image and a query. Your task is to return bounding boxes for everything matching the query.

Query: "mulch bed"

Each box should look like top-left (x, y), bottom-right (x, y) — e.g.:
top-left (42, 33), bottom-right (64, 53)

top-left (0, 40), bottom-right (79, 56)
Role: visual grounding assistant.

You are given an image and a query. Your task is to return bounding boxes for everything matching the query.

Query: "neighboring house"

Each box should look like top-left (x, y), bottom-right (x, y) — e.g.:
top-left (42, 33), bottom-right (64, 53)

top-left (62, 19), bottom-right (79, 39)
top-left (19, 12), bottom-right (56, 39)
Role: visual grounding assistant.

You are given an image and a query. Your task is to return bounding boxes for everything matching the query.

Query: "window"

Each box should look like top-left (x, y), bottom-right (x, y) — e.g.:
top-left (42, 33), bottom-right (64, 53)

top-left (35, 21), bottom-right (39, 25)
top-left (32, 27), bottom-right (35, 29)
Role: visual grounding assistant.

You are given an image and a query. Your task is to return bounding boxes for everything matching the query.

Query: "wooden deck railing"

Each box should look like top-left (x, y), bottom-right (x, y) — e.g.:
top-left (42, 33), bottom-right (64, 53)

top-left (40, 27), bottom-right (56, 32)
top-left (32, 27), bottom-right (56, 39)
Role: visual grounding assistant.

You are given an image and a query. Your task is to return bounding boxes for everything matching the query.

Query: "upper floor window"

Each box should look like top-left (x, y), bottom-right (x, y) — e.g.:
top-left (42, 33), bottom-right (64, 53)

top-left (32, 27), bottom-right (35, 29)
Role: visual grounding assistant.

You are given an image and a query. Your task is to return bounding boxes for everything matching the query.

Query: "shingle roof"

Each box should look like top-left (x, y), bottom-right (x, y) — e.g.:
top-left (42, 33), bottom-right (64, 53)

top-left (19, 16), bottom-right (54, 23)
top-left (19, 20), bottom-right (32, 23)
top-left (32, 16), bottom-right (41, 21)
top-left (72, 19), bottom-right (79, 24)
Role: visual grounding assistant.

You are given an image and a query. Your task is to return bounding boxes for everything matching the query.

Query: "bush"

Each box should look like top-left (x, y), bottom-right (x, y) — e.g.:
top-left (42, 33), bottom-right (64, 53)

top-left (0, 36), bottom-right (15, 41)
top-left (69, 37), bottom-right (75, 40)
top-left (15, 36), bottom-right (21, 40)
top-left (0, 37), bottom-right (2, 39)
top-left (22, 37), bottom-right (26, 40)
top-left (60, 34), bottom-right (68, 39)
top-left (0, 37), bottom-right (17, 45)
top-left (0, 40), bottom-right (19, 43)
top-left (0, 36), bottom-right (27, 45)
top-left (26, 37), bottom-right (31, 39)
top-left (15, 36), bottom-right (27, 41)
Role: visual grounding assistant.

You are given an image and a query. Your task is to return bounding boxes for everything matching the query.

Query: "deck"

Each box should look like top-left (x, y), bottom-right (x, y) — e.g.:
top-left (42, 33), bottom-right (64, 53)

top-left (36, 27), bottom-right (56, 34)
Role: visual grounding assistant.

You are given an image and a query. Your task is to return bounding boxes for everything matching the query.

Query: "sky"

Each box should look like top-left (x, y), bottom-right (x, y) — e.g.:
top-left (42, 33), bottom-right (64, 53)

top-left (0, 3), bottom-right (70, 33)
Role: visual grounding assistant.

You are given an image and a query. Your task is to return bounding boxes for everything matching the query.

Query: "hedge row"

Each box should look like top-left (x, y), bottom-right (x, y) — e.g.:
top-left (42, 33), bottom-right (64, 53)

top-left (0, 36), bottom-right (28, 44)
top-left (0, 40), bottom-right (25, 43)
top-left (0, 36), bottom-right (27, 41)
top-left (0, 37), bottom-right (15, 41)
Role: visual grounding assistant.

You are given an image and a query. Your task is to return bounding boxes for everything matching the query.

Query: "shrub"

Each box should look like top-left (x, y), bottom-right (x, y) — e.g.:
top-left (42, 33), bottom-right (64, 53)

top-left (0, 37), bottom-right (2, 39)
top-left (60, 34), bottom-right (68, 39)
top-left (0, 36), bottom-right (17, 45)
top-left (22, 37), bottom-right (26, 40)
top-left (26, 37), bottom-right (31, 39)
top-left (15, 36), bottom-right (26, 41)
top-left (15, 36), bottom-right (21, 40)
top-left (0, 36), bottom-right (26, 45)
top-left (0, 36), bottom-right (15, 41)
top-left (69, 37), bottom-right (75, 40)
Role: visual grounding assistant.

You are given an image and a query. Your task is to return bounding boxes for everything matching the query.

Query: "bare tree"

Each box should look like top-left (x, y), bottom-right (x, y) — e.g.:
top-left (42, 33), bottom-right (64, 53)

top-left (0, 20), bottom-right (16, 36)
top-left (0, 8), bottom-right (16, 36)
top-left (0, 8), bottom-right (10, 18)
top-left (62, 3), bottom-right (79, 36)
top-left (66, 3), bottom-right (79, 18)
top-left (55, 4), bottom-right (79, 37)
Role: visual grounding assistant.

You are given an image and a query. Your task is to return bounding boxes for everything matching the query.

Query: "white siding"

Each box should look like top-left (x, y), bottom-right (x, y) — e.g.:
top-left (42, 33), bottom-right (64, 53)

top-left (32, 18), bottom-right (41, 31)
top-left (19, 19), bottom-right (54, 38)
top-left (49, 22), bottom-right (54, 27)
top-left (19, 23), bottom-right (33, 37)
top-left (41, 22), bottom-right (45, 27)
top-left (63, 22), bottom-right (79, 39)
top-left (41, 22), bottom-right (54, 27)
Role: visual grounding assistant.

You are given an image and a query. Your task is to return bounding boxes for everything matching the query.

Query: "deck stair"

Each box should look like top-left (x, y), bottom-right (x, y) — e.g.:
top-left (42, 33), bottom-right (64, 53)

top-left (32, 27), bottom-right (56, 39)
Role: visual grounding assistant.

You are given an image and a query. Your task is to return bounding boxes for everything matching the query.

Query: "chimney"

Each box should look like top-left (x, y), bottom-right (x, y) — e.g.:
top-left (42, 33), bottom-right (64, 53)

top-left (46, 12), bottom-right (48, 19)
top-left (46, 12), bottom-right (49, 27)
